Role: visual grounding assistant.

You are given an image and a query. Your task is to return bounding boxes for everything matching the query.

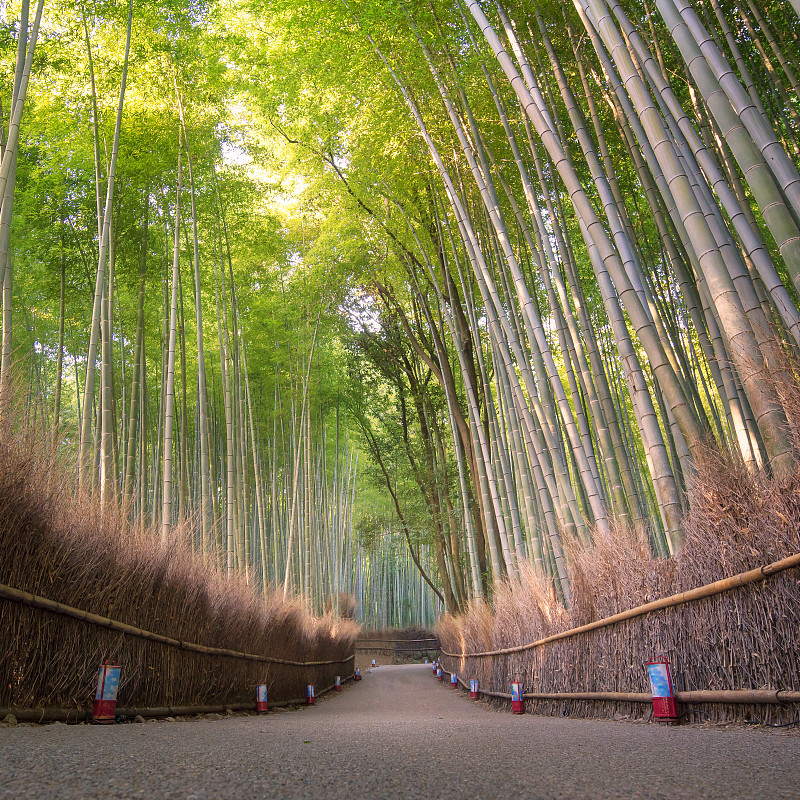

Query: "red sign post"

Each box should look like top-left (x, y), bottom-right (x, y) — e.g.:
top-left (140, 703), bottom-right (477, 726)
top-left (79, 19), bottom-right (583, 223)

top-left (647, 659), bottom-right (679, 721)
top-left (511, 681), bottom-right (524, 715)
top-left (257, 684), bottom-right (268, 714)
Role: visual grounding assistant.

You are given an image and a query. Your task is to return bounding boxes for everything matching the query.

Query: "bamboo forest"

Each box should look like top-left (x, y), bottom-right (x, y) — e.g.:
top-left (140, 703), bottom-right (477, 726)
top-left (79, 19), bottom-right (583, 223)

top-left (0, 0), bottom-right (800, 800)
top-left (0, 0), bottom-right (800, 672)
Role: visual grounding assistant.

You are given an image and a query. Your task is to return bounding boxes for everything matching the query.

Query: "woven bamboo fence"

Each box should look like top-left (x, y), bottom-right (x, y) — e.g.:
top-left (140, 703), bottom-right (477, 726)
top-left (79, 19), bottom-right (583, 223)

top-left (438, 449), bottom-right (800, 725)
top-left (356, 628), bottom-right (440, 663)
top-left (0, 426), bottom-right (358, 717)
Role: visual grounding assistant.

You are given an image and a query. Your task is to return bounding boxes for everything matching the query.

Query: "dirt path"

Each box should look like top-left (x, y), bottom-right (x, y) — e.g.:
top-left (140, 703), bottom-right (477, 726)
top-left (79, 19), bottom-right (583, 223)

top-left (1, 664), bottom-right (798, 799)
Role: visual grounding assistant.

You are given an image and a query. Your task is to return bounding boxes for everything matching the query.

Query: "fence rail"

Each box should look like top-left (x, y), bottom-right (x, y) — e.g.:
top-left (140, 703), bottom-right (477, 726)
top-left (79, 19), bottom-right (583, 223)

top-left (0, 581), bottom-right (354, 667)
top-left (356, 644), bottom-right (439, 653)
top-left (0, 673), bottom-right (356, 723)
top-left (441, 552), bottom-right (800, 659)
top-left (439, 668), bottom-right (800, 706)
top-left (357, 638), bottom-right (439, 645)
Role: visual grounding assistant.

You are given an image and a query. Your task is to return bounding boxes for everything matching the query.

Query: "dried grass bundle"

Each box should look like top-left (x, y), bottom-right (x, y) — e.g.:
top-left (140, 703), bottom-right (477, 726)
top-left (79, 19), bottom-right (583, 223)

top-left (0, 417), bottom-right (358, 712)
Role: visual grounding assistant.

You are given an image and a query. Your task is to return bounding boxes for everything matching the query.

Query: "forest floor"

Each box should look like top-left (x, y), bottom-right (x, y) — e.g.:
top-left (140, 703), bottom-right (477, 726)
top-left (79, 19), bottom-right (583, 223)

top-left (1, 664), bottom-right (798, 799)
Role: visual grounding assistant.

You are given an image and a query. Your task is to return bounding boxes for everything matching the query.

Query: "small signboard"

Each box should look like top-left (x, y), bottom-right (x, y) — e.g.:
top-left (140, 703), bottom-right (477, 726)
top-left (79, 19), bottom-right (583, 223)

top-left (510, 681), bottom-right (524, 714)
top-left (647, 659), bottom-right (678, 720)
top-left (257, 684), bottom-right (268, 713)
top-left (92, 663), bottom-right (121, 723)
top-left (96, 665), bottom-right (121, 701)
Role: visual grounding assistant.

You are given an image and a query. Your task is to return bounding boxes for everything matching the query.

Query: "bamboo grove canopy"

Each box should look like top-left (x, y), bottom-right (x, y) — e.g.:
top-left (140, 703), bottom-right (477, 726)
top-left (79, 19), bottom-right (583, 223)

top-left (1, 0), bottom-right (800, 618)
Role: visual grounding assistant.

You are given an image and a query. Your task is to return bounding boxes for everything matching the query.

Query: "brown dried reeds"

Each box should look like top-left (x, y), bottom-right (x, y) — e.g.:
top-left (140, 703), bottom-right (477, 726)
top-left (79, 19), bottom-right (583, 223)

top-left (438, 359), bottom-right (800, 725)
top-left (0, 416), bottom-right (358, 713)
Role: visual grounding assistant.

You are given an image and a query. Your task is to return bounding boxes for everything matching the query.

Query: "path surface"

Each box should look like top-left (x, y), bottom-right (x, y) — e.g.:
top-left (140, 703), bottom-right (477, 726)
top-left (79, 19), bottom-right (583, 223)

top-left (1, 664), bottom-right (799, 799)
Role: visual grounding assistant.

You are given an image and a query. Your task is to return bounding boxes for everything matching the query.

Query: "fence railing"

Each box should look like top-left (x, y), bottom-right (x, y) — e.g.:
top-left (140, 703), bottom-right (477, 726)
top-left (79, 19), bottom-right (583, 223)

top-left (0, 581), bottom-right (354, 667)
top-left (441, 552), bottom-right (800, 658)
top-left (438, 666), bottom-right (800, 706)
top-left (356, 637), bottom-right (439, 652)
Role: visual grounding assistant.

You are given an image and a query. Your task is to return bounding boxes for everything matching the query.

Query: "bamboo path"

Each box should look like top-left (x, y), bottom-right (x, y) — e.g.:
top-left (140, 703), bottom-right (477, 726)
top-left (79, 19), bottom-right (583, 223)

top-left (2, 665), bottom-right (799, 800)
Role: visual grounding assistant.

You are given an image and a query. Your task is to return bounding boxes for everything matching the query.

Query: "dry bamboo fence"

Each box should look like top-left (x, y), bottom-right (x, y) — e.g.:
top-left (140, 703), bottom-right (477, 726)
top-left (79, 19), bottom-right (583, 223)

top-left (0, 425), bottom-right (358, 716)
top-left (439, 551), bottom-right (800, 710)
top-left (441, 553), bottom-right (800, 657)
top-left (438, 449), bottom-right (800, 726)
top-left (356, 628), bottom-right (440, 662)
top-left (438, 557), bottom-right (800, 724)
top-left (0, 568), bottom-right (357, 715)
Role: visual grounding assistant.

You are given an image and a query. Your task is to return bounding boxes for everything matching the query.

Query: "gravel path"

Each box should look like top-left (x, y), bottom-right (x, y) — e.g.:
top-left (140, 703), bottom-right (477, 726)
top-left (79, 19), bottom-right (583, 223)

top-left (1, 664), bottom-right (798, 799)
